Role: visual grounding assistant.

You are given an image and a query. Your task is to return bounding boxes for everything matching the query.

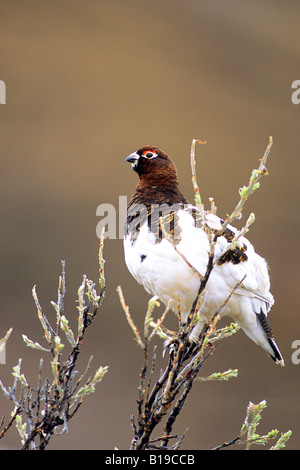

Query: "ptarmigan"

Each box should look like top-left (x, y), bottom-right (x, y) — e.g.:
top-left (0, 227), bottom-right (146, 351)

top-left (123, 145), bottom-right (284, 366)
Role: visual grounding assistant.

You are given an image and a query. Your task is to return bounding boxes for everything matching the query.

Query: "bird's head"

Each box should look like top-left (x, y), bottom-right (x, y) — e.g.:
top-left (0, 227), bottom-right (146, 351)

top-left (125, 146), bottom-right (177, 181)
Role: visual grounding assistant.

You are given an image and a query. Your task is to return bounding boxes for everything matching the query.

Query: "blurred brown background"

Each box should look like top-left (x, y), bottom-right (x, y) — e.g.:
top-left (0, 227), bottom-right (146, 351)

top-left (0, 0), bottom-right (299, 450)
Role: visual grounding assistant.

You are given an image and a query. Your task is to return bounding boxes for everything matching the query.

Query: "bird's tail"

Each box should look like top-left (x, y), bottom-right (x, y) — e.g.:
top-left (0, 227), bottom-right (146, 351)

top-left (255, 310), bottom-right (284, 366)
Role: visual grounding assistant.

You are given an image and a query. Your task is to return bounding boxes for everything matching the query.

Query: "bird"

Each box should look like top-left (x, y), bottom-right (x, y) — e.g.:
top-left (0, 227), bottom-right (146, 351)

top-left (123, 145), bottom-right (284, 366)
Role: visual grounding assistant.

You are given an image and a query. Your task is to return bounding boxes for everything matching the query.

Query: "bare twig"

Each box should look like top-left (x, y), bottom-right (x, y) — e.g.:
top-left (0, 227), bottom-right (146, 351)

top-left (223, 136), bottom-right (273, 229)
top-left (0, 233), bottom-right (107, 450)
top-left (117, 285), bottom-right (145, 349)
top-left (211, 399), bottom-right (292, 450)
top-left (190, 138), bottom-right (207, 213)
top-left (0, 328), bottom-right (13, 356)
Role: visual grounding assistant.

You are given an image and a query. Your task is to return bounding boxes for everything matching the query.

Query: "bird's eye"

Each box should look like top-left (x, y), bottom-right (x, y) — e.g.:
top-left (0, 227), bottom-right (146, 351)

top-left (142, 151), bottom-right (157, 159)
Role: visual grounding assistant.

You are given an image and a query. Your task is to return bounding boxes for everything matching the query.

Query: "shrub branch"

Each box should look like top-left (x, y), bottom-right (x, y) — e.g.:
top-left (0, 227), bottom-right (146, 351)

top-left (0, 229), bottom-right (107, 449)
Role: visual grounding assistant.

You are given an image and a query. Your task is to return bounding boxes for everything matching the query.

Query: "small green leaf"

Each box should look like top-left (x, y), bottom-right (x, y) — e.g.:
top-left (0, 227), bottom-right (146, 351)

top-left (22, 334), bottom-right (50, 352)
top-left (12, 364), bottom-right (28, 387)
top-left (197, 368), bottom-right (238, 382)
top-left (239, 186), bottom-right (248, 198)
top-left (270, 430), bottom-right (292, 450)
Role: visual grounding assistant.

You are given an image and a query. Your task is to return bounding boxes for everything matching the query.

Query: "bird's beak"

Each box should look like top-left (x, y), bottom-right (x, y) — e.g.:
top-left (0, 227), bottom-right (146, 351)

top-left (125, 152), bottom-right (139, 164)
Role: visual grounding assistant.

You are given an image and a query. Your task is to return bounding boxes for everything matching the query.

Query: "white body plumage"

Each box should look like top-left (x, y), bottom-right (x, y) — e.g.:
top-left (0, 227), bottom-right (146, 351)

top-left (124, 207), bottom-right (283, 365)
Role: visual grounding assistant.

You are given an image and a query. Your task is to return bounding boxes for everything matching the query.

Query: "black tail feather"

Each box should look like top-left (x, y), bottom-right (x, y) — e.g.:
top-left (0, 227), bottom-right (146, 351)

top-left (256, 310), bottom-right (284, 366)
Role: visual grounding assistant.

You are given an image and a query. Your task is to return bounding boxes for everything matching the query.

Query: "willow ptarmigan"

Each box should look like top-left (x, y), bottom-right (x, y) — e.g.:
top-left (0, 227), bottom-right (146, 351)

top-left (123, 145), bottom-right (284, 366)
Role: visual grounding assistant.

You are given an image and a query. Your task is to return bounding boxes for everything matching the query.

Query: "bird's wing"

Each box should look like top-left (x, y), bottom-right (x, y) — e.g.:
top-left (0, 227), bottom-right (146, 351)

top-left (176, 207), bottom-right (274, 311)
